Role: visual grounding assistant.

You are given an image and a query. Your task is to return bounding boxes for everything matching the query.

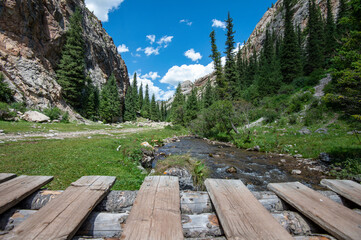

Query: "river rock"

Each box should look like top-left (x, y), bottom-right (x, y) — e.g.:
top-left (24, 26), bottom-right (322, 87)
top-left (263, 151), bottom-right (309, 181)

top-left (319, 152), bottom-right (331, 163)
top-left (140, 141), bottom-right (153, 149)
top-left (298, 127), bottom-right (311, 135)
top-left (226, 167), bottom-right (237, 173)
top-left (164, 167), bottom-right (194, 190)
top-left (315, 128), bottom-right (328, 134)
top-left (21, 111), bottom-right (50, 123)
top-left (291, 170), bottom-right (302, 175)
top-left (140, 148), bottom-right (154, 168)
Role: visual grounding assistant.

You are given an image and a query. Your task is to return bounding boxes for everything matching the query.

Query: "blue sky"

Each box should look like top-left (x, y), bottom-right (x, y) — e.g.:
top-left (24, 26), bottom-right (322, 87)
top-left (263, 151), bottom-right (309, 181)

top-left (85, 0), bottom-right (276, 100)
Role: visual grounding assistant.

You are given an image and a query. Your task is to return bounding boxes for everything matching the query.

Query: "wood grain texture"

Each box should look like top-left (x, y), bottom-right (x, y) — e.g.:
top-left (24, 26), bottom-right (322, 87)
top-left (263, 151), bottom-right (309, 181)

top-left (121, 176), bottom-right (183, 240)
top-left (3, 176), bottom-right (116, 240)
top-left (320, 179), bottom-right (361, 206)
top-left (0, 175), bottom-right (53, 214)
top-left (0, 173), bottom-right (16, 184)
top-left (205, 179), bottom-right (293, 240)
top-left (268, 181), bottom-right (361, 240)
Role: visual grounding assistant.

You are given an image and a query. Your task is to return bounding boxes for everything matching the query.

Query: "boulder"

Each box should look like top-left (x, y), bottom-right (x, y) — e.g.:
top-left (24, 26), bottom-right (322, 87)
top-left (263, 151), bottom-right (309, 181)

top-left (298, 127), bottom-right (311, 135)
top-left (140, 148), bottom-right (154, 168)
top-left (291, 170), bottom-right (302, 175)
top-left (315, 128), bottom-right (328, 134)
top-left (22, 111), bottom-right (50, 123)
top-left (319, 152), bottom-right (331, 163)
top-left (164, 167), bottom-right (194, 190)
top-left (226, 167), bottom-right (237, 174)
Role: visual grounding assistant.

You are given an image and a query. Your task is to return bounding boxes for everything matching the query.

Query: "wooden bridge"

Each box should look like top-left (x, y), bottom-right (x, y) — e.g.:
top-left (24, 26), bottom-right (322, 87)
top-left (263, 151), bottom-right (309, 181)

top-left (0, 173), bottom-right (360, 240)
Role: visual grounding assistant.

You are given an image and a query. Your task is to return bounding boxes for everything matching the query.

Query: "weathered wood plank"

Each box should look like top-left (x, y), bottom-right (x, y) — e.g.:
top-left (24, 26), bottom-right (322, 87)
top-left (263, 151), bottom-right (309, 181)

top-left (0, 173), bottom-right (16, 184)
top-left (205, 179), bottom-right (293, 240)
top-left (3, 176), bottom-right (116, 240)
top-left (321, 179), bottom-right (361, 206)
top-left (268, 181), bottom-right (361, 240)
top-left (121, 176), bottom-right (183, 240)
top-left (0, 175), bottom-right (53, 214)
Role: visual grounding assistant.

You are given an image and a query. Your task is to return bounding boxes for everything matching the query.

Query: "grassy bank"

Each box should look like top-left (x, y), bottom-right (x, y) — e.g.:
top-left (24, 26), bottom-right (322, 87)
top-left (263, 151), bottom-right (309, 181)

top-left (0, 123), bottom-right (188, 190)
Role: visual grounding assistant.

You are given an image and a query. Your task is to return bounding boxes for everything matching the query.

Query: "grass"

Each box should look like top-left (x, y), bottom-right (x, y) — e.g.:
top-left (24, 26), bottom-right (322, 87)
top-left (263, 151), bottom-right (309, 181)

top-left (0, 120), bottom-right (135, 134)
top-left (0, 125), bottom-right (188, 190)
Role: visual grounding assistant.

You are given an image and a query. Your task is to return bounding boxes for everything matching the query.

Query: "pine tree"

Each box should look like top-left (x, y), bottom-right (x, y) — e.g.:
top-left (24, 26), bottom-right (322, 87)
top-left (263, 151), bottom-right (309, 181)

top-left (210, 30), bottom-right (227, 100)
top-left (224, 12), bottom-right (240, 99)
top-left (160, 101), bottom-right (165, 121)
top-left (0, 73), bottom-right (13, 103)
top-left (56, 8), bottom-right (86, 109)
top-left (185, 87), bottom-right (199, 124)
top-left (124, 85), bottom-right (136, 121)
top-left (150, 94), bottom-right (158, 121)
top-left (171, 83), bottom-right (185, 125)
top-left (203, 79), bottom-right (214, 109)
top-left (131, 73), bottom-right (139, 112)
top-left (142, 84), bottom-right (150, 118)
top-left (324, 0), bottom-right (337, 65)
top-left (336, 0), bottom-right (349, 38)
top-left (82, 78), bottom-right (99, 121)
top-left (280, 0), bottom-right (302, 83)
top-left (305, 0), bottom-right (325, 75)
top-left (138, 83), bottom-right (143, 111)
top-left (99, 74), bottom-right (121, 123)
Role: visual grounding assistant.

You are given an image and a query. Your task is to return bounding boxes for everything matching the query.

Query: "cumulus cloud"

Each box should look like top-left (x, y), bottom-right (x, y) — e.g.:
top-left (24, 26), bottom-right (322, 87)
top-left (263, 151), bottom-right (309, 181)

top-left (146, 35), bottom-right (156, 44)
top-left (85, 0), bottom-right (124, 22)
top-left (142, 72), bottom-right (160, 80)
top-left (137, 46), bottom-right (160, 56)
top-left (212, 19), bottom-right (226, 29)
top-left (157, 36), bottom-right (174, 48)
top-left (160, 63), bottom-right (214, 87)
top-left (180, 19), bottom-right (192, 26)
top-left (132, 71), bottom-right (175, 101)
top-left (184, 49), bottom-right (202, 62)
top-left (117, 44), bottom-right (129, 53)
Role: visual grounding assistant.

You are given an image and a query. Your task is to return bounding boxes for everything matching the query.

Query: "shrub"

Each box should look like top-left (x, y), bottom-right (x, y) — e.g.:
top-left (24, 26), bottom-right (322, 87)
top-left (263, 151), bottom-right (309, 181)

top-left (61, 111), bottom-right (70, 123)
top-left (43, 107), bottom-right (62, 120)
top-left (0, 73), bottom-right (13, 103)
top-left (10, 102), bottom-right (27, 113)
top-left (263, 109), bottom-right (279, 123)
top-left (0, 102), bottom-right (16, 120)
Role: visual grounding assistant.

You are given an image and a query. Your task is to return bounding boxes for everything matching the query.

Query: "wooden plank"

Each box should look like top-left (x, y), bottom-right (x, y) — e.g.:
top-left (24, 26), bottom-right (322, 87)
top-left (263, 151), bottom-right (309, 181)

top-left (3, 176), bottom-right (116, 240)
top-left (0, 175), bottom-right (53, 214)
top-left (204, 179), bottom-right (293, 240)
top-left (321, 179), bottom-right (361, 206)
top-left (268, 181), bottom-right (361, 240)
top-left (0, 173), bottom-right (16, 184)
top-left (121, 176), bottom-right (183, 240)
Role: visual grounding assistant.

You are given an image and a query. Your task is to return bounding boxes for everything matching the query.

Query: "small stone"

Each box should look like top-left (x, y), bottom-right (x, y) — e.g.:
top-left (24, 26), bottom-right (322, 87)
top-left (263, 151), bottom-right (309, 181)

top-left (0, 130), bottom-right (4, 133)
top-left (291, 170), bottom-right (302, 175)
top-left (294, 154), bottom-right (303, 158)
top-left (298, 127), bottom-right (311, 135)
top-left (319, 152), bottom-right (331, 163)
top-left (226, 166), bottom-right (237, 173)
top-left (141, 141), bottom-right (153, 149)
top-left (88, 136), bottom-right (92, 139)
top-left (315, 128), bottom-right (328, 134)
top-left (280, 159), bottom-right (286, 163)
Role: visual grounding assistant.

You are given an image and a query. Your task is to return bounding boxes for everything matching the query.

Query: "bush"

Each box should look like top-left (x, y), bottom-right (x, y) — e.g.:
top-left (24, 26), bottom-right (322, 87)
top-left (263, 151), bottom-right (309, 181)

top-left (288, 114), bottom-right (298, 125)
top-left (0, 73), bottom-right (13, 103)
top-left (0, 102), bottom-right (16, 120)
top-left (263, 109), bottom-right (279, 123)
top-left (43, 107), bottom-right (62, 120)
top-left (61, 111), bottom-right (70, 123)
top-left (10, 102), bottom-right (27, 113)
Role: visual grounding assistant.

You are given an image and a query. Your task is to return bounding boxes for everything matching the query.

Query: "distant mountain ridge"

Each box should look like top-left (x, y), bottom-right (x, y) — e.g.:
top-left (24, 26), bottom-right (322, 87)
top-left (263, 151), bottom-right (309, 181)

top-left (0, 0), bottom-right (129, 120)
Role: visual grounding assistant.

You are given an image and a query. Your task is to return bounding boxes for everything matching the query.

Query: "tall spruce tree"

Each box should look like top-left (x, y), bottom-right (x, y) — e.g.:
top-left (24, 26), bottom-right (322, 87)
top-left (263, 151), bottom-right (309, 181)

top-left (336, 0), bottom-right (349, 38)
top-left (185, 87), bottom-right (199, 124)
top-left (305, 0), bottom-right (325, 74)
top-left (56, 8), bottom-right (86, 109)
top-left (224, 12), bottom-right (240, 98)
top-left (124, 85), bottom-right (136, 121)
top-left (150, 94), bottom-right (158, 121)
top-left (210, 30), bottom-right (227, 100)
top-left (171, 83), bottom-right (185, 125)
top-left (138, 83), bottom-right (143, 111)
top-left (99, 74), bottom-right (121, 123)
top-left (325, 0), bottom-right (337, 65)
top-left (280, 0), bottom-right (302, 83)
top-left (82, 78), bottom-right (99, 121)
top-left (142, 84), bottom-right (150, 118)
top-left (203, 79), bottom-right (214, 109)
top-left (131, 73), bottom-right (139, 111)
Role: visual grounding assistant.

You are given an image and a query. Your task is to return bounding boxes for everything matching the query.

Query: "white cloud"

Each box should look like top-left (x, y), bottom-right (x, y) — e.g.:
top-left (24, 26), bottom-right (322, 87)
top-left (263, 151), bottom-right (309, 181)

top-left (137, 47), bottom-right (160, 56)
top-left (146, 35), bottom-right (156, 44)
top-left (180, 19), bottom-right (192, 26)
top-left (132, 71), bottom-right (175, 101)
top-left (85, 0), bottom-right (124, 22)
top-left (212, 19), bottom-right (226, 29)
top-left (157, 35), bottom-right (174, 48)
top-left (142, 72), bottom-right (160, 80)
top-left (184, 49), bottom-right (202, 62)
top-left (160, 63), bottom-right (214, 87)
top-left (117, 44), bottom-right (129, 53)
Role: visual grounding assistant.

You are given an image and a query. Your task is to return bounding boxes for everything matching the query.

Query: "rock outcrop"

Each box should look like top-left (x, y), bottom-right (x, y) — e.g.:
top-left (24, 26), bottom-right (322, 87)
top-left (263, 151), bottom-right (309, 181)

top-left (0, 0), bottom-right (129, 120)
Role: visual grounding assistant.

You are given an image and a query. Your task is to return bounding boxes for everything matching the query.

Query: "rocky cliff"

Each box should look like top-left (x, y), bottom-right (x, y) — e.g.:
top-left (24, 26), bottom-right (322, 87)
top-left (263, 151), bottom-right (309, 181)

top-left (0, 0), bottom-right (129, 120)
top-left (177, 0), bottom-right (340, 99)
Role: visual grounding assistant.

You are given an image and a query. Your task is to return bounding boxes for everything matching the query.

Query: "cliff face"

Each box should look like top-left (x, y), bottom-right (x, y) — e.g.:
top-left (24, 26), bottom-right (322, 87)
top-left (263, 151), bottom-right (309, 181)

top-left (0, 0), bottom-right (129, 119)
